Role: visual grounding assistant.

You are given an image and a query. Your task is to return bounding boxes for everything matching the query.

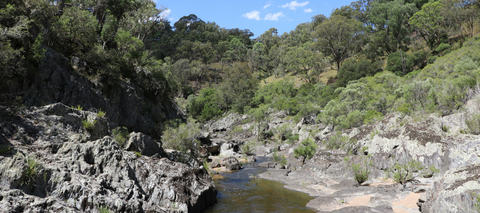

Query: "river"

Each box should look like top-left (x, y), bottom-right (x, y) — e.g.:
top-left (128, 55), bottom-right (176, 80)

top-left (203, 157), bottom-right (315, 213)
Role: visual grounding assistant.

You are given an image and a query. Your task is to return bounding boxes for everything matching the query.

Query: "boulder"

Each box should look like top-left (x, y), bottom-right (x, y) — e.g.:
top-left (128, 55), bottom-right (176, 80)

top-left (124, 132), bottom-right (167, 157)
top-left (223, 157), bottom-right (242, 170)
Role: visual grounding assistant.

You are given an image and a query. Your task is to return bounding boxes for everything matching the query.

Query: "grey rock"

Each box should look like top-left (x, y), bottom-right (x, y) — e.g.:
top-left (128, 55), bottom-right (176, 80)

top-left (124, 132), bottom-right (167, 157)
top-left (223, 157), bottom-right (242, 170)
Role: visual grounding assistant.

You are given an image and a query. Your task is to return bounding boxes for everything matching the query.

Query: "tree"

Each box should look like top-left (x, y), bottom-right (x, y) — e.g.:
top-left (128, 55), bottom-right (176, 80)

top-left (313, 15), bottom-right (364, 69)
top-left (294, 138), bottom-right (318, 164)
top-left (337, 58), bottom-right (382, 87)
top-left (284, 44), bottom-right (329, 83)
top-left (367, 0), bottom-right (418, 55)
top-left (409, 1), bottom-right (448, 49)
top-left (219, 62), bottom-right (258, 113)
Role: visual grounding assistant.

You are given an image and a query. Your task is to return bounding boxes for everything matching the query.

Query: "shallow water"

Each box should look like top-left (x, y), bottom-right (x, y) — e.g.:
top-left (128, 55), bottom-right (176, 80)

top-left (203, 157), bottom-right (315, 213)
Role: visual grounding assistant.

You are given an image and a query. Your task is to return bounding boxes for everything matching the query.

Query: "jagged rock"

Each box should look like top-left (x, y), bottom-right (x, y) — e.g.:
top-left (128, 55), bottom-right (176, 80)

top-left (421, 164), bottom-right (480, 213)
top-left (223, 157), bottom-right (242, 170)
top-left (0, 137), bottom-right (216, 213)
top-left (0, 106), bottom-right (216, 213)
top-left (206, 113), bottom-right (247, 132)
top-left (124, 132), bottom-right (167, 157)
top-left (23, 47), bottom-right (182, 138)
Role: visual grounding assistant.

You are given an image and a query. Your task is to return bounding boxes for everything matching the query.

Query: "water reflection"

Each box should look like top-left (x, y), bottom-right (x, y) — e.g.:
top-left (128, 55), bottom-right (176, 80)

top-left (203, 157), bottom-right (315, 213)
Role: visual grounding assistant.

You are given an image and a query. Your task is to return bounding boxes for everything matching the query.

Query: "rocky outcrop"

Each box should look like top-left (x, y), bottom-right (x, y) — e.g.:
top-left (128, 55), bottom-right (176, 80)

top-left (22, 47), bottom-right (182, 138)
top-left (0, 104), bottom-right (217, 213)
top-left (421, 164), bottom-right (480, 213)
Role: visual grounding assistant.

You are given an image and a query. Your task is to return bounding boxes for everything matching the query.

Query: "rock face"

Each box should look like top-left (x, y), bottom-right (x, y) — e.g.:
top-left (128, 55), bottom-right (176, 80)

top-left (23, 47), bottom-right (183, 138)
top-left (0, 104), bottom-right (217, 213)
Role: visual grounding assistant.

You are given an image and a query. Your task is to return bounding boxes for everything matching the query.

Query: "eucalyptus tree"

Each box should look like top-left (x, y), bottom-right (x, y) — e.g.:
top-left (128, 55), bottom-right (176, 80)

top-left (313, 15), bottom-right (364, 70)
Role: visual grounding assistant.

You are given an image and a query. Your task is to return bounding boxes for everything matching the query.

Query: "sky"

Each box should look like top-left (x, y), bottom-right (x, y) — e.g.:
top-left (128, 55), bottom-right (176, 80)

top-left (157, 0), bottom-right (355, 38)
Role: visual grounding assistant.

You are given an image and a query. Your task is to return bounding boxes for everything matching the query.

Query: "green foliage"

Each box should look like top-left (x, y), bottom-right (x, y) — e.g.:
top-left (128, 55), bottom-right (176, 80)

top-left (97, 109), bottom-right (106, 117)
top-left (364, 110), bottom-right (383, 125)
top-left (273, 151), bottom-right (287, 166)
top-left (219, 62), bottom-right (258, 113)
top-left (241, 141), bottom-right (255, 155)
top-left (82, 119), bottom-right (97, 131)
top-left (391, 160), bottom-right (424, 188)
top-left (466, 114), bottom-right (480, 135)
top-left (98, 206), bottom-right (111, 213)
top-left (325, 131), bottom-right (357, 154)
top-left (134, 151), bottom-right (142, 157)
top-left (113, 126), bottom-right (129, 148)
top-left (337, 58), bottom-right (382, 87)
top-left (32, 33), bottom-right (46, 63)
top-left (313, 15), bottom-right (364, 69)
top-left (162, 118), bottom-right (201, 155)
top-left (187, 87), bottom-right (223, 122)
top-left (345, 155), bottom-right (372, 185)
top-left (73, 105), bottom-right (83, 111)
top-left (294, 138), bottom-right (318, 163)
top-left (22, 157), bottom-right (41, 187)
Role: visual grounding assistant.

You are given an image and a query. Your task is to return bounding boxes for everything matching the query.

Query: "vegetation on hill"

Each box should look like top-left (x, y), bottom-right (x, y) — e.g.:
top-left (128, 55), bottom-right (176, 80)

top-left (1, 0), bottom-right (479, 132)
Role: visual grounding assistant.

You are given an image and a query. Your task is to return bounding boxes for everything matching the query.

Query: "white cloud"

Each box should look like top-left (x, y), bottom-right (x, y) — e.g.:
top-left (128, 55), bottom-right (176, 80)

top-left (160, 9), bottom-right (171, 19)
top-left (264, 12), bottom-right (285, 21)
top-left (281, 1), bottom-right (309, 10)
top-left (263, 3), bottom-right (271, 9)
top-left (304, 8), bottom-right (312, 13)
top-left (242, 11), bottom-right (261, 20)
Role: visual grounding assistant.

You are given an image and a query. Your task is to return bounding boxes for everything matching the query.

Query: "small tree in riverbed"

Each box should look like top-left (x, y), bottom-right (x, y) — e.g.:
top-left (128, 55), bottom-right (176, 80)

top-left (294, 138), bottom-right (318, 164)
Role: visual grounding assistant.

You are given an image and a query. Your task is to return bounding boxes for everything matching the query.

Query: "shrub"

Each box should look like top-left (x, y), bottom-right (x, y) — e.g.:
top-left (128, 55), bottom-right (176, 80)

top-left (337, 58), bottom-right (382, 87)
top-left (97, 109), bottom-right (106, 117)
top-left (82, 119), bottom-right (97, 131)
top-left (162, 118), bottom-right (201, 156)
top-left (98, 206), bottom-right (111, 213)
top-left (241, 141), bottom-right (255, 155)
top-left (112, 126), bottom-right (129, 148)
top-left (273, 151), bottom-right (287, 166)
top-left (391, 160), bottom-right (424, 189)
top-left (466, 113), bottom-right (480, 135)
top-left (22, 157), bottom-right (40, 187)
top-left (325, 131), bottom-right (357, 154)
top-left (134, 151), bottom-right (142, 157)
top-left (186, 87), bottom-right (223, 122)
top-left (294, 138), bottom-right (318, 164)
top-left (364, 110), bottom-right (383, 125)
top-left (345, 155), bottom-right (372, 186)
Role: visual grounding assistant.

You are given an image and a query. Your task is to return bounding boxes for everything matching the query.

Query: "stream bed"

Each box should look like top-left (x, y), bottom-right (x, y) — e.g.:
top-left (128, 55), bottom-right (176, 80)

top-left (203, 157), bottom-right (315, 213)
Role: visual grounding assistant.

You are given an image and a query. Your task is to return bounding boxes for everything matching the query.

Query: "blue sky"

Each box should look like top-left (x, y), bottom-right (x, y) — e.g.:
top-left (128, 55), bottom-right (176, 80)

top-left (157, 0), bottom-right (355, 38)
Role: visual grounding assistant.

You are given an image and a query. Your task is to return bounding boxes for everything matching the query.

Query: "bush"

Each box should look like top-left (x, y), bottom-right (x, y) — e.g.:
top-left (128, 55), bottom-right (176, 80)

top-left (112, 126), bottom-right (129, 148)
top-left (22, 157), bottom-right (41, 187)
top-left (162, 118), bottom-right (201, 156)
top-left (294, 138), bottom-right (318, 163)
top-left (82, 119), bottom-right (97, 131)
top-left (391, 160), bottom-right (424, 189)
top-left (345, 155), bottom-right (372, 186)
top-left (97, 109), bottom-right (106, 117)
top-left (364, 110), bottom-right (383, 125)
top-left (466, 113), bottom-right (480, 135)
top-left (241, 141), bottom-right (255, 155)
top-left (273, 151), bottom-right (287, 166)
top-left (337, 58), bottom-right (382, 87)
top-left (187, 87), bottom-right (223, 122)
top-left (325, 131), bottom-right (358, 154)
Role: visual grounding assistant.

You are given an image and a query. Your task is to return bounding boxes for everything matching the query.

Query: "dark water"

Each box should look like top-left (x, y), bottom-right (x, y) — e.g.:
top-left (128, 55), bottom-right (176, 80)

top-left (203, 157), bottom-right (315, 213)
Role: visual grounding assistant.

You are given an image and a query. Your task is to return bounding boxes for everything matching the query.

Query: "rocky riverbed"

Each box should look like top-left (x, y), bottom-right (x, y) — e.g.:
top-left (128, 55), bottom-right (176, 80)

top-left (201, 97), bottom-right (480, 213)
